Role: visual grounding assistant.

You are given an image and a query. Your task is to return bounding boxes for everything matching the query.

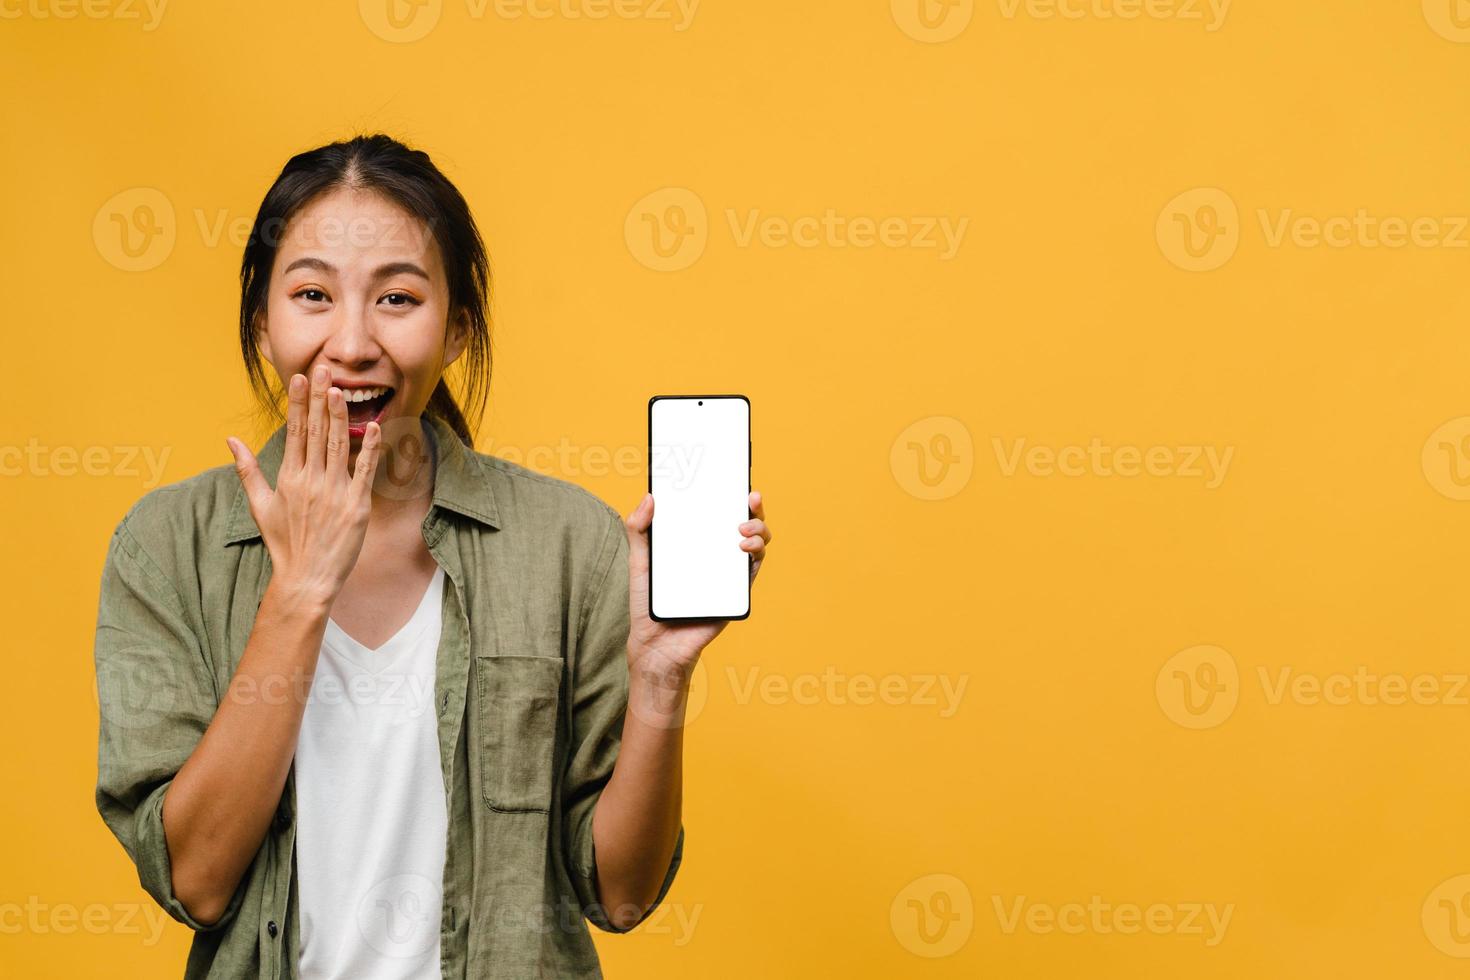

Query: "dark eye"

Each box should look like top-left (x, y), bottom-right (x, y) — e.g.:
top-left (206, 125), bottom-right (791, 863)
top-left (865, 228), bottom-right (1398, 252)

top-left (381, 292), bottom-right (420, 308)
top-left (294, 288), bottom-right (328, 303)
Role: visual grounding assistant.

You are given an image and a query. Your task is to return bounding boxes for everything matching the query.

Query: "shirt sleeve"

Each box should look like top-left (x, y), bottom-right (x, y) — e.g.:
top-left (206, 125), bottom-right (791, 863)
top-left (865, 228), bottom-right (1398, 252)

top-left (93, 513), bottom-right (246, 932)
top-left (560, 504), bottom-right (685, 934)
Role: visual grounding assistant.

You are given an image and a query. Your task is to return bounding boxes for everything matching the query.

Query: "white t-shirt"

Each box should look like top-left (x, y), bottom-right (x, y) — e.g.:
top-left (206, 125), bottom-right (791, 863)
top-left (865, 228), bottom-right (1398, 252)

top-left (295, 564), bottom-right (448, 980)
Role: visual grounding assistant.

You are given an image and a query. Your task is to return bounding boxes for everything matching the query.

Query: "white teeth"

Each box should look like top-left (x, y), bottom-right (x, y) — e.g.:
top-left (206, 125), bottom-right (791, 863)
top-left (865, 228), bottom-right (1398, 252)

top-left (342, 386), bottom-right (389, 402)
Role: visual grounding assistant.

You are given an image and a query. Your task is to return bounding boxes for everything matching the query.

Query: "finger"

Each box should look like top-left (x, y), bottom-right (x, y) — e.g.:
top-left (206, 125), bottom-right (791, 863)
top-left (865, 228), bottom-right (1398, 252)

top-left (283, 373), bottom-right (307, 473)
top-left (305, 365), bottom-right (329, 474)
top-left (226, 436), bottom-right (272, 516)
top-left (326, 386), bottom-right (349, 480)
top-left (350, 420), bottom-right (383, 502)
top-left (624, 493), bottom-right (652, 576)
top-left (739, 535), bottom-right (766, 561)
top-left (625, 492), bottom-right (653, 533)
top-left (737, 517), bottom-right (771, 545)
top-left (748, 490), bottom-right (764, 521)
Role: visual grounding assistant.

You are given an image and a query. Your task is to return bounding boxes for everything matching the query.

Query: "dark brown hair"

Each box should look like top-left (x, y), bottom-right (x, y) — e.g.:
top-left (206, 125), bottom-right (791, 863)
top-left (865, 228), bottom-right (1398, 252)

top-left (238, 133), bottom-right (491, 445)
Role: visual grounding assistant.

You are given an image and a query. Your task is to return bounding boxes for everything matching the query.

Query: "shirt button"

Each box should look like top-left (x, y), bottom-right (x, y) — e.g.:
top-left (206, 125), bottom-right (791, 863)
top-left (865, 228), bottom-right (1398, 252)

top-left (275, 807), bottom-right (291, 832)
top-left (267, 920), bottom-right (278, 939)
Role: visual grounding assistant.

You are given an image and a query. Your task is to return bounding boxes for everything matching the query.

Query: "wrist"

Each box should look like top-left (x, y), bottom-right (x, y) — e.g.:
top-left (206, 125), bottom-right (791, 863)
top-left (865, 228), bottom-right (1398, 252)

top-left (628, 645), bottom-right (696, 689)
top-left (626, 650), bottom-right (695, 728)
top-left (263, 575), bottom-right (334, 623)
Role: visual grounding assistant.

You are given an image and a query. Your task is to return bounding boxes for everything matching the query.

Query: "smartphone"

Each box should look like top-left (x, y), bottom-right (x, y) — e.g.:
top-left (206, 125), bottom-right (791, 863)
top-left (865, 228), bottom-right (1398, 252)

top-left (648, 395), bottom-right (751, 622)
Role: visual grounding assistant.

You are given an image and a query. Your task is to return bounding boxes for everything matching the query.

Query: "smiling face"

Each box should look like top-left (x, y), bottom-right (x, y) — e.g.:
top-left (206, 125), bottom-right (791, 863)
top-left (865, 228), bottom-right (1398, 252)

top-left (254, 186), bottom-right (468, 468)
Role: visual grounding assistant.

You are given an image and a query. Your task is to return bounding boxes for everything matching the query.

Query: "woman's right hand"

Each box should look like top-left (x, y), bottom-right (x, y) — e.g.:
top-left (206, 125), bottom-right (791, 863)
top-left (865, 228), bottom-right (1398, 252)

top-left (226, 365), bottom-right (383, 609)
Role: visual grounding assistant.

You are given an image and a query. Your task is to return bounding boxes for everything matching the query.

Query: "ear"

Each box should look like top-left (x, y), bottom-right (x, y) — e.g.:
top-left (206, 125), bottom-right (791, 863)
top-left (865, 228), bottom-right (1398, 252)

top-left (443, 309), bottom-right (471, 369)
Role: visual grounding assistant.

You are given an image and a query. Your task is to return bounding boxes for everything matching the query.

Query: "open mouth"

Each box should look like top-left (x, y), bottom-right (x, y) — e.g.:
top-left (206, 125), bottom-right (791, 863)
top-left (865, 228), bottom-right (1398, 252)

top-left (343, 386), bottom-right (394, 436)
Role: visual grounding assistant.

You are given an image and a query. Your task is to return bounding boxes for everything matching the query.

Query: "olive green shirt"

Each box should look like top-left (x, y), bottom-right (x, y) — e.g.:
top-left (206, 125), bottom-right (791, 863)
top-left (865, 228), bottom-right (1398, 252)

top-left (93, 413), bottom-right (684, 979)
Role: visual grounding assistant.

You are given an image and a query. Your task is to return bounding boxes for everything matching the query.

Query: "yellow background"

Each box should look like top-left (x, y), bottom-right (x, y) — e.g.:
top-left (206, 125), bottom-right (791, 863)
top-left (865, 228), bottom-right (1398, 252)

top-left (6, 0), bottom-right (1470, 976)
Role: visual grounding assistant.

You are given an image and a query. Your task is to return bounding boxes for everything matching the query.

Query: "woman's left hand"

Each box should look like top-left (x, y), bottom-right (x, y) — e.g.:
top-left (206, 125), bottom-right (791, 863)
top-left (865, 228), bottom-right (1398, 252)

top-left (624, 490), bottom-right (770, 680)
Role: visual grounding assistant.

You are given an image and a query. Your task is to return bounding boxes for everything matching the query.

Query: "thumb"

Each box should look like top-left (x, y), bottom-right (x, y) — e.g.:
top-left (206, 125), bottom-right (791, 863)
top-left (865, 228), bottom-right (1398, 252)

top-left (624, 493), bottom-right (652, 574)
top-left (226, 437), bottom-right (271, 515)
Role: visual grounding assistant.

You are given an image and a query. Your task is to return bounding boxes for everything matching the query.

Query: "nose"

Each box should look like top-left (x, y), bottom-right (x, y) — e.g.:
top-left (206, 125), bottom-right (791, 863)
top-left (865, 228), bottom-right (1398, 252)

top-left (322, 300), bottom-right (382, 367)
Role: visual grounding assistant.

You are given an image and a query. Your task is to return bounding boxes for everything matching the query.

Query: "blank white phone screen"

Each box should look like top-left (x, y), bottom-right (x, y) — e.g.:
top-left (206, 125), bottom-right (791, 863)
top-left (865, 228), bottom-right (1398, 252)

top-left (649, 396), bottom-right (750, 620)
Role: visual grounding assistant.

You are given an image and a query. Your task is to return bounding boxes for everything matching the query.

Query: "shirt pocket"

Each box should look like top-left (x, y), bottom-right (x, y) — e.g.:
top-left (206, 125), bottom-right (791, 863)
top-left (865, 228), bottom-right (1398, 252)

top-left (476, 654), bottom-right (564, 813)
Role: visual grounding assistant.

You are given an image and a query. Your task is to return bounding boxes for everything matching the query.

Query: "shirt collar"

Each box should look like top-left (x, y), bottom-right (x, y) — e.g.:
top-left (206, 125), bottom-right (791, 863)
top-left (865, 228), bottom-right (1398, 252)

top-left (224, 412), bottom-right (501, 546)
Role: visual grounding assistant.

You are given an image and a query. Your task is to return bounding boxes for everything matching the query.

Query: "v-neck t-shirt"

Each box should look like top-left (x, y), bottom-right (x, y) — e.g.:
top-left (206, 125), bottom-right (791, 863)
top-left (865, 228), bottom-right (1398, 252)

top-left (295, 564), bottom-right (448, 979)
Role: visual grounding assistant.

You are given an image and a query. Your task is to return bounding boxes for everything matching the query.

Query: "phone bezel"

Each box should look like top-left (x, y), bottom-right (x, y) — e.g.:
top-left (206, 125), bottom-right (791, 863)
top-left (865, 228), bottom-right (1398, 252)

top-left (647, 394), bottom-right (752, 623)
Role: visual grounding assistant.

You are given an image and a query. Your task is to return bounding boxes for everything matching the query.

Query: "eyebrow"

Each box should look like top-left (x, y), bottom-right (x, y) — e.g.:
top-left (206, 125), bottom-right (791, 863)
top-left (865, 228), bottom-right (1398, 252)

top-left (281, 257), bottom-right (430, 281)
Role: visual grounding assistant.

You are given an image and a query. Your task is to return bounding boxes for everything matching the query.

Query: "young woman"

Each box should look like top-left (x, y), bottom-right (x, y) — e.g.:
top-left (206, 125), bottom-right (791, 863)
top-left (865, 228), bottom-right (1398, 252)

top-left (93, 134), bottom-right (772, 979)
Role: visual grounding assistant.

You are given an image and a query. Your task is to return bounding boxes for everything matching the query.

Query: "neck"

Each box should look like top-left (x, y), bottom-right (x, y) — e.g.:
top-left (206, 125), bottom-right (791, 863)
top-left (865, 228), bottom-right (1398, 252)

top-left (357, 416), bottom-right (437, 519)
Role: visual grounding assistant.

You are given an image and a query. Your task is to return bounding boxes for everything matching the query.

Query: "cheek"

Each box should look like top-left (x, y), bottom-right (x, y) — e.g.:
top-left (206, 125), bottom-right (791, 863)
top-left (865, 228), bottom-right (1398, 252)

top-left (262, 294), bottom-right (328, 356)
top-left (387, 311), bottom-right (452, 373)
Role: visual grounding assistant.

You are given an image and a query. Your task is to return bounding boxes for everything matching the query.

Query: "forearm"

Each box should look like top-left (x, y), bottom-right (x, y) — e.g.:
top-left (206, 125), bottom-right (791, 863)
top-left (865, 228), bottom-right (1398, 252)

top-left (590, 653), bottom-right (691, 929)
top-left (161, 578), bottom-right (329, 924)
